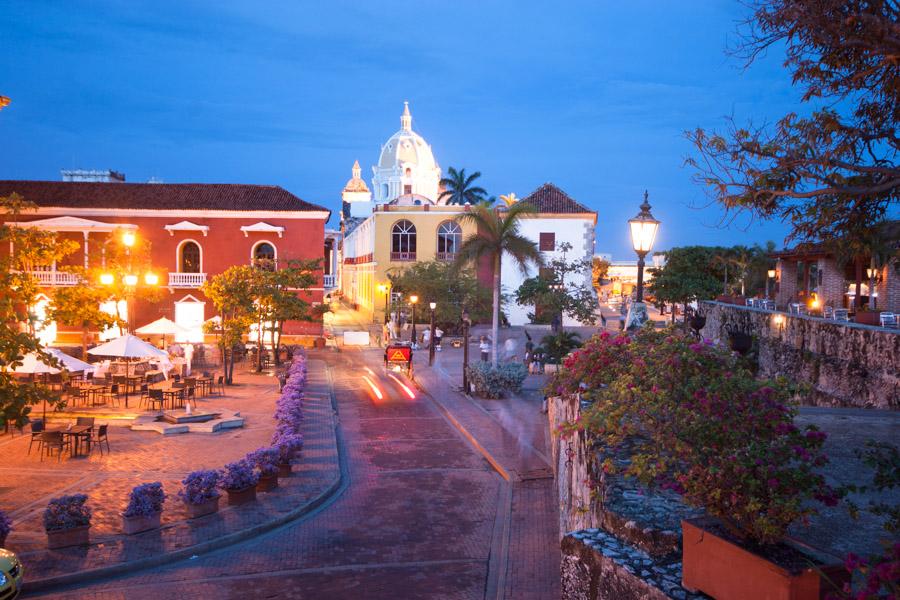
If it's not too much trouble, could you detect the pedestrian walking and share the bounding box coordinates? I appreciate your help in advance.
[503,337,517,362]
[524,330,534,367]
[421,327,431,350]
[434,326,443,352]
[479,336,490,362]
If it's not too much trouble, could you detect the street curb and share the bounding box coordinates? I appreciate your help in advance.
[24,369,348,595]
[412,375,514,483]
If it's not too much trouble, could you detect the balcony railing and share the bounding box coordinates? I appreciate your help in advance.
[390,252,416,262]
[435,252,458,262]
[29,270,81,286]
[168,272,207,288]
[323,274,337,289]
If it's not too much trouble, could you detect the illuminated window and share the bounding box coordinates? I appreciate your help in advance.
[179,241,201,273]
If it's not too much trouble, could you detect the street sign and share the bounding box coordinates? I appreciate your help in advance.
[386,346,411,362]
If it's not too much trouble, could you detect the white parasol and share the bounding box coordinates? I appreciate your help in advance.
[45,348,95,373]
[135,317,189,349]
[11,352,61,375]
[88,335,169,406]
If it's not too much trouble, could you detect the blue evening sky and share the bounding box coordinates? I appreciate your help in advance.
[0,1,799,258]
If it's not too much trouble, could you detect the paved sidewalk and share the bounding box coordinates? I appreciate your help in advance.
[1,360,341,592]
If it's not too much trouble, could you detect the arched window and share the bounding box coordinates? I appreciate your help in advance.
[179,241,201,273]
[437,221,462,260]
[253,242,276,270]
[391,220,416,261]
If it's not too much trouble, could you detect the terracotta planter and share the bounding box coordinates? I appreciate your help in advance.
[256,473,279,492]
[226,486,257,506]
[854,311,881,326]
[185,496,220,519]
[122,511,161,535]
[681,519,845,600]
[277,462,292,478]
[46,525,90,549]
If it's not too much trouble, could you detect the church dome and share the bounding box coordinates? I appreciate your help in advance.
[343,160,369,193]
[377,102,439,173]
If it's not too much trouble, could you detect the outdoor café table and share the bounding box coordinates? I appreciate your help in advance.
[162,388,184,410]
[49,425,92,457]
[196,376,213,397]
[125,375,143,394]
[85,384,109,406]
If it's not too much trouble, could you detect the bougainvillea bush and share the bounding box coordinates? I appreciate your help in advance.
[123,482,166,517]
[43,494,92,531]
[272,432,304,463]
[558,327,838,545]
[220,459,259,491]
[178,470,221,505]
[247,446,281,477]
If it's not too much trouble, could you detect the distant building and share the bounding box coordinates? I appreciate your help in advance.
[61,169,125,183]
[0,177,330,346]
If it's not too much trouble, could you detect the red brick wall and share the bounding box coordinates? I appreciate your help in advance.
[775,259,797,307]
[876,261,899,312]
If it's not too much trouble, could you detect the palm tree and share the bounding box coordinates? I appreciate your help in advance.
[439,167,487,205]
[455,201,542,365]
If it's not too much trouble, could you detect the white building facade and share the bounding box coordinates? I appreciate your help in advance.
[503,184,597,327]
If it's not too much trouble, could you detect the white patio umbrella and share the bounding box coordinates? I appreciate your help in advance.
[11,352,61,375]
[45,348,95,373]
[11,349,93,420]
[88,334,169,407]
[135,317,189,348]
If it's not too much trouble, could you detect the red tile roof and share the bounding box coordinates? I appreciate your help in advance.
[521,183,593,214]
[0,181,329,214]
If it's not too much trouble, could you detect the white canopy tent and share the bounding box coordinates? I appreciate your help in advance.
[135,317,189,349]
[88,335,171,407]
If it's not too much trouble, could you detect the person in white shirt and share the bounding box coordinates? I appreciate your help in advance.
[434,327,444,351]
[479,336,490,362]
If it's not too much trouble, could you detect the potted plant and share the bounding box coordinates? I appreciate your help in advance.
[44,494,91,549]
[272,433,304,477]
[0,509,11,548]
[221,459,259,505]
[247,447,280,492]
[178,470,221,519]
[122,482,166,535]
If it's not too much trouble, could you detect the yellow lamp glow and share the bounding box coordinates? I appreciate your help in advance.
[100,273,114,285]
[773,314,785,326]
[628,192,660,255]
[144,273,158,285]
[377,283,388,294]
[429,302,436,310]
[124,274,138,286]
[122,231,136,247]
[809,296,820,310]
[767,269,776,279]
[410,295,418,304]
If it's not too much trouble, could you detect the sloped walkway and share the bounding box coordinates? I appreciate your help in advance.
[0,361,341,592]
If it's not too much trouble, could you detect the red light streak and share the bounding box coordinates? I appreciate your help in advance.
[362,375,384,400]
[387,373,416,399]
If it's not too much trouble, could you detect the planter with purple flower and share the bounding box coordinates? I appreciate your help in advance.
[272,433,304,476]
[44,494,92,549]
[221,459,259,505]
[122,482,166,535]
[0,509,11,548]
[248,447,281,492]
[179,469,222,519]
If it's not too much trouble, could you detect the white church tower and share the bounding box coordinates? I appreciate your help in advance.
[372,102,442,203]
[341,159,373,218]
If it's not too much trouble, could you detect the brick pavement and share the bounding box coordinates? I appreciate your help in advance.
[0,360,340,591]
[30,349,512,599]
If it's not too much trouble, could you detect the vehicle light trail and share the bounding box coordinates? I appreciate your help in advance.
[387,373,416,399]
[361,375,384,400]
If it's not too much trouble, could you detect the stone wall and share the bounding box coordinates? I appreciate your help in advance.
[701,301,899,409]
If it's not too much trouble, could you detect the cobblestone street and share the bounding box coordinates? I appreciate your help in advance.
[22,344,560,599]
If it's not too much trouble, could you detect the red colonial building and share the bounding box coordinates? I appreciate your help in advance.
[0,177,330,347]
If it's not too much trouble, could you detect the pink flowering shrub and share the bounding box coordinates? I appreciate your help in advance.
[560,328,838,545]
[828,545,900,600]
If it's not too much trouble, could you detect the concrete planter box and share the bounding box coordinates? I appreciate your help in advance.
[681,519,845,600]
[256,474,279,492]
[226,486,257,506]
[122,511,161,535]
[46,525,90,549]
[185,496,220,519]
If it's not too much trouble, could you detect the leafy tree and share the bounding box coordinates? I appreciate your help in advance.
[538,331,582,365]
[455,202,543,365]
[438,167,487,205]
[647,246,724,322]
[201,266,257,384]
[386,260,492,331]
[49,283,117,359]
[0,194,74,428]
[686,0,899,252]
[256,259,320,367]
[514,243,597,327]
[592,257,610,287]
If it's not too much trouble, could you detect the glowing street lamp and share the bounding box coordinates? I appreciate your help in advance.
[625,191,660,330]
[100,273,115,285]
[124,274,138,286]
[766,268,776,299]
[144,272,159,286]
[428,302,437,366]
[409,295,419,345]
[122,231,136,247]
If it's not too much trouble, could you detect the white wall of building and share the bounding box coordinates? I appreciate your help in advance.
[504,216,596,327]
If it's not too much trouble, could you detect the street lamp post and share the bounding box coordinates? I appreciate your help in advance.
[625,191,660,330]
[461,308,471,394]
[766,269,776,300]
[409,295,418,346]
[377,283,390,324]
[428,302,436,366]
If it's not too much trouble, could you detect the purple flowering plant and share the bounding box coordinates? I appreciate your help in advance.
[123,482,166,518]
[0,509,11,538]
[247,447,281,477]
[43,494,92,531]
[220,459,259,491]
[272,432,304,463]
[559,328,837,545]
[178,469,222,505]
